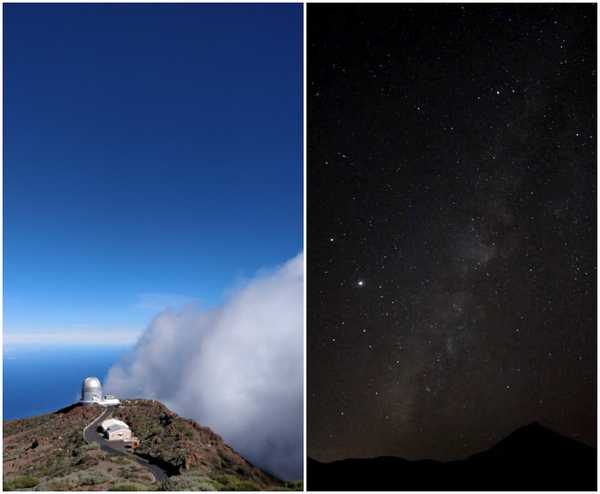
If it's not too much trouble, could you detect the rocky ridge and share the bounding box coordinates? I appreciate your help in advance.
[4,399,300,491]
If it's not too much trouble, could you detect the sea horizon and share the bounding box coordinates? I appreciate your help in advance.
[3,344,132,420]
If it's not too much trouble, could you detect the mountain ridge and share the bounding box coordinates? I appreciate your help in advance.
[4,399,301,491]
[308,422,596,491]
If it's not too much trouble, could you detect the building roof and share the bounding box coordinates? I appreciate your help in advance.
[101,418,130,432]
[106,424,129,433]
[83,377,102,390]
[102,397,121,405]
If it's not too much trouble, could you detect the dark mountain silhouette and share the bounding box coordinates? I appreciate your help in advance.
[308,422,597,491]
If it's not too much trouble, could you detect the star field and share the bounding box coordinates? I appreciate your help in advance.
[308,4,596,462]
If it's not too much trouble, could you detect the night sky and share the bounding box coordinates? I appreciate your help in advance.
[308,4,596,463]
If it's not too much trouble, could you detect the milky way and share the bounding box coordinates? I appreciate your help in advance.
[308,4,596,462]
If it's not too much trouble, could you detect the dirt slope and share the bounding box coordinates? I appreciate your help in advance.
[4,400,299,491]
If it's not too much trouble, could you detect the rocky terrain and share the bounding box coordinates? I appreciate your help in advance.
[4,400,301,491]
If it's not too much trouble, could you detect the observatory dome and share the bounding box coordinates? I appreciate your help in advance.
[81,376,103,403]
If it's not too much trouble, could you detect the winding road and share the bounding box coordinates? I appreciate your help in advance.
[83,406,169,482]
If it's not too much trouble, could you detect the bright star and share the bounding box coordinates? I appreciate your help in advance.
[357,280,365,287]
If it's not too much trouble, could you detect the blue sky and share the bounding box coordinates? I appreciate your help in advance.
[4,4,303,343]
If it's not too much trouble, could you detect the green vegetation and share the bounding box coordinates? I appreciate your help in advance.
[212,474,262,491]
[159,473,220,491]
[281,480,303,491]
[108,482,149,491]
[38,479,71,491]
[4,399,282,491]
[3,475,40,490]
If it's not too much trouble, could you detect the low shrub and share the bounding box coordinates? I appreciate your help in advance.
[232,479,261,491]
[4,475,40,490]
[159,474,219,492]
[108,482,148,491]
[213,474,261,491]
[38,479,71,491]
[281,480,303,491]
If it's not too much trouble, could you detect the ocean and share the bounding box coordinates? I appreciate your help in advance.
[3,345,131,420]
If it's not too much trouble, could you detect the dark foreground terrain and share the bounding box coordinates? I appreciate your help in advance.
[308,423,596,491]
[4,399,301,491]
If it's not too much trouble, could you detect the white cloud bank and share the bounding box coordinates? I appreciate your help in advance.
[106,253,304,480]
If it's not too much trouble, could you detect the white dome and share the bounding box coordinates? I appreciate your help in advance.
[81,376,103,403]
[83,377,102,389]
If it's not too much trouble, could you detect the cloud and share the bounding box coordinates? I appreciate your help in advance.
[106,253,304,480]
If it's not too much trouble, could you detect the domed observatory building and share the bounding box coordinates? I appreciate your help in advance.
[80,376,120,406]
[81,377,103,404]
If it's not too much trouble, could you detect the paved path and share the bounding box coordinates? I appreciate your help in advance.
[83,406,169,482]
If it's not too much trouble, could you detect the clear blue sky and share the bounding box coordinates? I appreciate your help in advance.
[4,4,303,341]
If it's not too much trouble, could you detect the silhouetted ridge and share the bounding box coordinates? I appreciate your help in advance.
[469,421,593,463]
[495,421,559,445]
[308,424,596,491]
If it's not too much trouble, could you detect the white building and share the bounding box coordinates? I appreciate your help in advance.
[80,376,121,406]
[102,394,121,406]
[100,418,132,442]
